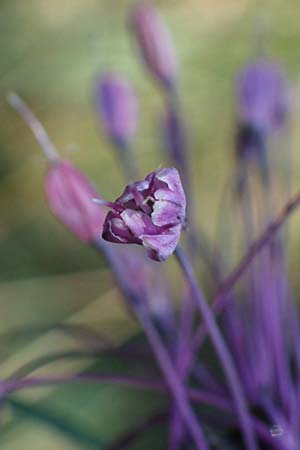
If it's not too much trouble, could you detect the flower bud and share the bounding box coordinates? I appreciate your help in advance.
[102,168,186,261]
[131,2,177,89]
[45,160,105,243]
[236,59,287,134]
[95,73,138,148]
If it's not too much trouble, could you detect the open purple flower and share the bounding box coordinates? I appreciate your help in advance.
[101,168,186,261]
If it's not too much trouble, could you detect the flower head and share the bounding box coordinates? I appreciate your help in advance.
[130,2,177,89]
[236,59,287,134]
[95,73,138,148]
[45,160,105,243]
[101,168,186,261]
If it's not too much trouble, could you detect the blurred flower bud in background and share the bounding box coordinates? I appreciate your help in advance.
[130,1,178,89]
[235,59,288,190]
[45,160,105,243]
[95,73,138,149]
[236,59,288,135]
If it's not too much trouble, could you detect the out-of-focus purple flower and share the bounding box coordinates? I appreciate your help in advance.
[101,168,186,261]
[236,59,288,134]
[45,160,105,243]
[130,2,177,89]
[95,73,138,148]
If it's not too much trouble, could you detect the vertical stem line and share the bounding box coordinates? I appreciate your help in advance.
[93,241,209,450]
[134,302,210,450]
[175,245,258,450]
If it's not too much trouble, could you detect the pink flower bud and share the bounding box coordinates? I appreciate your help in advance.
[45,160,105,243]
[102,168,186,261]
[95,73,138,148]
[131,2,177,89]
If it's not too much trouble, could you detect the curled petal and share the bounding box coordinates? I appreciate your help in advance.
[141,225,181,262]
[121,209,159,236]
[152,200,183,227]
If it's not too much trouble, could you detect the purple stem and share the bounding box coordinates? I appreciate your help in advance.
[134,303,210,450]
[115,141,139,182]
[194,189,300,349]
[94,245,209,449]
[175,246,258,450]
[1,372,280,448]
[3,374,164,396]
[2,372,232,414]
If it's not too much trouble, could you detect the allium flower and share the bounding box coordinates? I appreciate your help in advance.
[101,168,186,261]
[45,160,105,243]
[237,59,287,134]
[130,2,177,89]
[95,73,138,148]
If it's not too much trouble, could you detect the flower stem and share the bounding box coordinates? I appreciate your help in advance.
[7,92,60,162]
[134,302,210,450]
[175,245,258,450]
[194,189,300,348]
[93,242,209,449]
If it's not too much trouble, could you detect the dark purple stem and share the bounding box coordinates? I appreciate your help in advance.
[94,245,209,449]
[175,246,258,450]
[1,372,279,447]
[194,189,300,349]
[2,374,164,396]
[134,303,210,450]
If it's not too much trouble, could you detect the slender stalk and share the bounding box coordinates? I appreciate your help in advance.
[116,143,139,181]
[1,373,230,412]
[194,189,300,348]
[1,372,278,447]
[175,246,258,450]
[92,243,209,449]
[2,374,164,396]
[7,92,59,162]
[134,303,210,450]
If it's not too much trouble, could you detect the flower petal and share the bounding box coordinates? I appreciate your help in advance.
[141,225,181,261]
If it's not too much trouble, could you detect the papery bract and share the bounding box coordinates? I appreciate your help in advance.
[102,167,186,261]
[95,73,138,148]
[131,2,177,89]
[45,160,105,243]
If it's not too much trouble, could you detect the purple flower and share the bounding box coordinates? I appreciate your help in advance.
[101,168,186,261]
[237,59,287,134]
[130,2,177,89]
[95,73,138,148]
[45,160,105,243]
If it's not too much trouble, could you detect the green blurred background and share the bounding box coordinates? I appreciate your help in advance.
[1,0,300,448]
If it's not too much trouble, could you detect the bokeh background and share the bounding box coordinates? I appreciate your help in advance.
[1,0,300,448]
